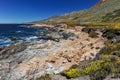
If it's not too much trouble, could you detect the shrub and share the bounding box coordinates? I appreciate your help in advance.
[36,74,51,80]
[63,52,120,79]
[90,69,109,80]
[100,42,120,54]
[115,23,120,29]
[102,9,120,23]
[89,31,99,38]
[102,29,117,39]
[81,28,98,38]
[66,68,79,78]
[63,68,85,78]
[112,51,120,57]
[63,41,120,79]
[62,20,76,27]
[81,28,96,33]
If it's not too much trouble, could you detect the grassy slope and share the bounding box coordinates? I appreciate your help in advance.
[32,0,120,24]
[102,9,120,23]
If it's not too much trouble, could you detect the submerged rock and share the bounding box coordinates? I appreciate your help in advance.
[9,37,21,41]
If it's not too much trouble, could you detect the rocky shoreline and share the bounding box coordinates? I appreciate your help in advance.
[0,25,105,80]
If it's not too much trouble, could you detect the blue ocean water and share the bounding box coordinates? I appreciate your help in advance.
[0,24,44,47]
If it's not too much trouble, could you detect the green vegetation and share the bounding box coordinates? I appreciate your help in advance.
[81,22,120,30]
[89,31,99,38]
[80,9,120,29]
[36,74,51,80]
[63,42,120,80]
[115,23,120,29]
[100,43,120,54]
[81,28,99,38]
[61,20,76,27]
[59,8,120,79]
[102,9,120,23]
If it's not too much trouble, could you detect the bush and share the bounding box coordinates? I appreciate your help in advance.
[64,68,85,78]
[102,29,118,39]
[112,51,120,57]
[36,74,51,80]
[62,20,76,27]
[100,42,120,54]
[63,46,120,79]
[63,42,120,80]
[115,23,120,29]
[81,28,98,38]
[89,31,99,38]
[81,28,96,33]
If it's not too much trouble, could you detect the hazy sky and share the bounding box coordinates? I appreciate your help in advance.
[0,0,99,23]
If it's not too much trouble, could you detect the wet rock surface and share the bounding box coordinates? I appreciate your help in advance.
[9,37,22,41]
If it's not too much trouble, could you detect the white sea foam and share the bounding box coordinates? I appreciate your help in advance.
[3,39,11,43]
[24,36,38,41]
[16,31,22,33]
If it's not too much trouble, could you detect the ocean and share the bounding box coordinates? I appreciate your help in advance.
[0,24,44,47]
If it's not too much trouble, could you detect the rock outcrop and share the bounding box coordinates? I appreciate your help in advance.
[36,27,76,42]
[0,26,105,80]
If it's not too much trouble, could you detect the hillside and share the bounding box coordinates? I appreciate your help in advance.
[31,0,120,24]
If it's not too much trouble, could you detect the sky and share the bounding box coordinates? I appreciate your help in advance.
[0,0,99,23]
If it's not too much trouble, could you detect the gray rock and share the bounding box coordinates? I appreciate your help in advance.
[36,27,76,42]
[0,42,29,60]
[53,67,63,74]
[112,36,120,43]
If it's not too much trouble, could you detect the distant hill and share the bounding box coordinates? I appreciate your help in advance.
[31,0,120,24]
